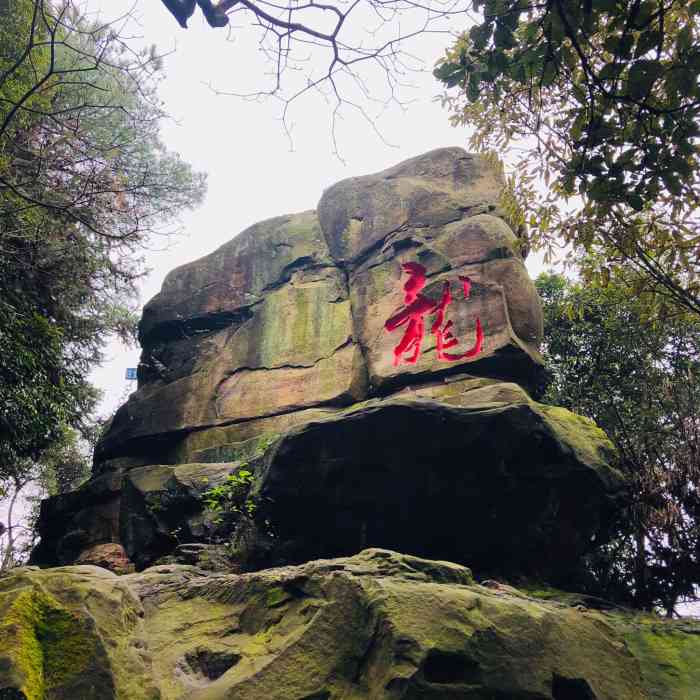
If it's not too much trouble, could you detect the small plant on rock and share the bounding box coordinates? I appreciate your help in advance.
[203,468,256,520]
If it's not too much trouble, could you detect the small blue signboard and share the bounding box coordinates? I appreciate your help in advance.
[125,368,138,381]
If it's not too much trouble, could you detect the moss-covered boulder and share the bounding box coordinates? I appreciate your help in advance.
[249,378,625,579]
[33,147,623,587]
[33,462,245,571]
[3,550,699,699]
[0,565,157,700]
[34,378,624,579]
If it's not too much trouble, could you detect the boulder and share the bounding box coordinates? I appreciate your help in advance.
[318,149,543,391]
[34,379,625,581]
[33,462,240,571]
[94,147,544,468]
[249,379,625,578]
[75,543,134,575]
[33,147,621,588]
[97,210,366,464]
[3,550,699,699]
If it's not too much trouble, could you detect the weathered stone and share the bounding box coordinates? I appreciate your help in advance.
[34,462,242,571]
[33,147,624,600]
[153,544,238,572]
[31,471,123,568]
[36,379,624,580]
[98,257,365,462]
[0,565,158,700]
[75,543,134,575]
[317,149,507,263]
[139,210,331,344]
[3,550,698,699]
[94,147,542,467]
[248,382,625,579]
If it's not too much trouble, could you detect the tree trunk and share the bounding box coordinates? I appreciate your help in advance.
[633,524,650,610]
[1,478,26,571]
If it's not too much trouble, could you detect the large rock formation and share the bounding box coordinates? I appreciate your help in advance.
[8,147,700,700]
[32,148,624,582]
[2,550,699,700]
[94,148,543,470]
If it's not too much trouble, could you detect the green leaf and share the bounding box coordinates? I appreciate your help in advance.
[627,193,644,211]
[469,22,494,51]
[593,0,617,12]
[627,59,664,98]
[599,62,621,80]
[494,23,516,49]
[542,61,557,86]
[561,45,577,70]
[434,62,465,88]
[661,171,682,195]
[665,67,696,99]
[635,30,661,58]
[676,26,693,53]
[603,36,621,55]
[631,0,655,29]
[570,112,587,141]
[467,74,480,101]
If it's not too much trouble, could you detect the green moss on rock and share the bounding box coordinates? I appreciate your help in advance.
[621,619,700,700]
[0,589,95,700]
[0,590,45,700]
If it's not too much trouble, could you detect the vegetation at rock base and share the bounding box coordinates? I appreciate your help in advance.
[436,0,700,318]
[537,272,700,616]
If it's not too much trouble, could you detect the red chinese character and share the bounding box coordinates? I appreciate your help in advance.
[385,263,483,366]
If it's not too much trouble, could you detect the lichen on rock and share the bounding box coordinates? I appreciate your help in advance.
[3,550,699,699]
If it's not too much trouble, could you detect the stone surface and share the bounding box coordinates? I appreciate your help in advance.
[153,544,238,572]
[33,462,240,571]
[3,550,699,699]
[96,211,365,464]
[318,151,543,391]
[249,380,625,578]
[75,543,134,575]
[34,147,620,592]
[34,379,625,580]
[94,147,543,468]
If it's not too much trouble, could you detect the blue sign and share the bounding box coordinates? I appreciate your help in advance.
[125,368,137,381]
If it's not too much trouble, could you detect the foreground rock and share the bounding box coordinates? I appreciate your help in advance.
[33,379,625,580]
[2,550,698,700]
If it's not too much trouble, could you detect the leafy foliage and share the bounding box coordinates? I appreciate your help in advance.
[0,425,91,570]
[0,1,206,479]
[203,469,257,519]
[436,0,700,317]
[537,272,700,615]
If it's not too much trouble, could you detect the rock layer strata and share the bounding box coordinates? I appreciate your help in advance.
[95,148,543,468]
[33,148,624,582]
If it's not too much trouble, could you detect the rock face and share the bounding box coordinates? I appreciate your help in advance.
[2,550,699,700]
[33,379,623,579]
[31,147,626,581]
[9,148,686,700]
[94,148,543,469]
